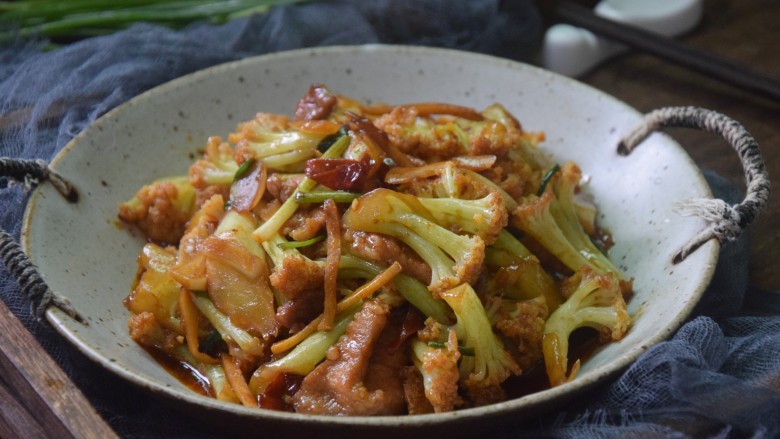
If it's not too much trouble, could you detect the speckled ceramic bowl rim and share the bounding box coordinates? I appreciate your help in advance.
[22,45,718,429]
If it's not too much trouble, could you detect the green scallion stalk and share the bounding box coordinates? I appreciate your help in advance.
[0,0,311,43]
[294,190,360,205]
[233,158,256,181]
[252,132,351,242]
[537,163,561,196]
[426,341,476,356]
[277,234,325,250]
[316,127,348,153]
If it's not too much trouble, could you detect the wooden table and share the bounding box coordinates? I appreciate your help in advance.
[579,0,780,295]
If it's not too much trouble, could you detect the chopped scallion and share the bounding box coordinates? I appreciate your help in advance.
[233,158,256,181]
[316,127,348,153]
[537,163,561,196]
[426,341,475,356]
[277,234,325,250]
[198,329,228,358]
[295,190,360,205]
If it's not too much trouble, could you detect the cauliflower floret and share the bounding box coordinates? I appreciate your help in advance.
[543,267,630,386]
[128,311,180,352]
[489,294,548,371]
[342,188,485,294]
[188,136,238,206]
[374,103,525,163]
[118,176,196,244]
[411,331,464,412]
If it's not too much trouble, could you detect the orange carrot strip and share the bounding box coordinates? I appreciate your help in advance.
[402,103,484,121]
[360,103,394,115]
[318,199,341,331]
[271,316,323,355]
[290,119,341,135]
[336,261,401,312]
[221,354,258,408]
[178,288,219,365]
[271,262,402,355]
[360,102,484,121]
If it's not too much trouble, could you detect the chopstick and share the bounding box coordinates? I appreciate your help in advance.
[0,300,119,439]
[552,0,780,103]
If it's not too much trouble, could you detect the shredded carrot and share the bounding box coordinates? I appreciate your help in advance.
[178,288,219,365]
[290,119,341,135]
[360,103,394,115]
[361,102,484,121]
[271,262,402,355]
[318,199,341,331]
[221,354,258,408]
[271,316,323,355]
[401,103,484,121]
[335,261,401,311]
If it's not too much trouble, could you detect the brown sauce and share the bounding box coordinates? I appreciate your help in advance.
[505,328,603,399]
[142,327,604,412]
[142,346,212,397]
[258,373,303,412]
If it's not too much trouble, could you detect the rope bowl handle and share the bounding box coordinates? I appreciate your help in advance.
[617,106,770,264]
[0,158,86,324]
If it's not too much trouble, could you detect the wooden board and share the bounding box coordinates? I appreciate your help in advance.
[0,299,119,439]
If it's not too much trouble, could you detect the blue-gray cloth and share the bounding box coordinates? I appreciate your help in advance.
[1,1,778,438]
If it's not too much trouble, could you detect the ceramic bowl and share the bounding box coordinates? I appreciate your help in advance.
[22,45,717,437]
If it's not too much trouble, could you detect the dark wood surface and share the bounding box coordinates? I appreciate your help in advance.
[579,0,780,294]
[0,299,119,439]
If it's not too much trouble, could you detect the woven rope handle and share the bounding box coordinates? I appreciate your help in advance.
[617,106,770,264]
[0,158,86,324]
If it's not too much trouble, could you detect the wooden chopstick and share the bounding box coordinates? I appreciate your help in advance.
[0,299,119,439]
[554,0,780,103]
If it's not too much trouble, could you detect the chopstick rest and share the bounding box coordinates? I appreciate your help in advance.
[618,106,770,264]
[0,157,86,324]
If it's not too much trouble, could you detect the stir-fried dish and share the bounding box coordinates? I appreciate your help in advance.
[118,84,632,415]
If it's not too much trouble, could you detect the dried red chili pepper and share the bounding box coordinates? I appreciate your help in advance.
[304,158,369,191]
[387,305,427,354]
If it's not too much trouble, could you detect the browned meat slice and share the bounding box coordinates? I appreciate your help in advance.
[401,366,434,415]
[269,253,323,299]
[344,229,432,284]
[127,312,179,352]
[275,288,324,334]
[266,173,304,202]
[294,83,337,121]
[363,308,408,415]
[293,298,392,415]
[117,179,193,245]
[282,206,326,242]
[270,252,324,332]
